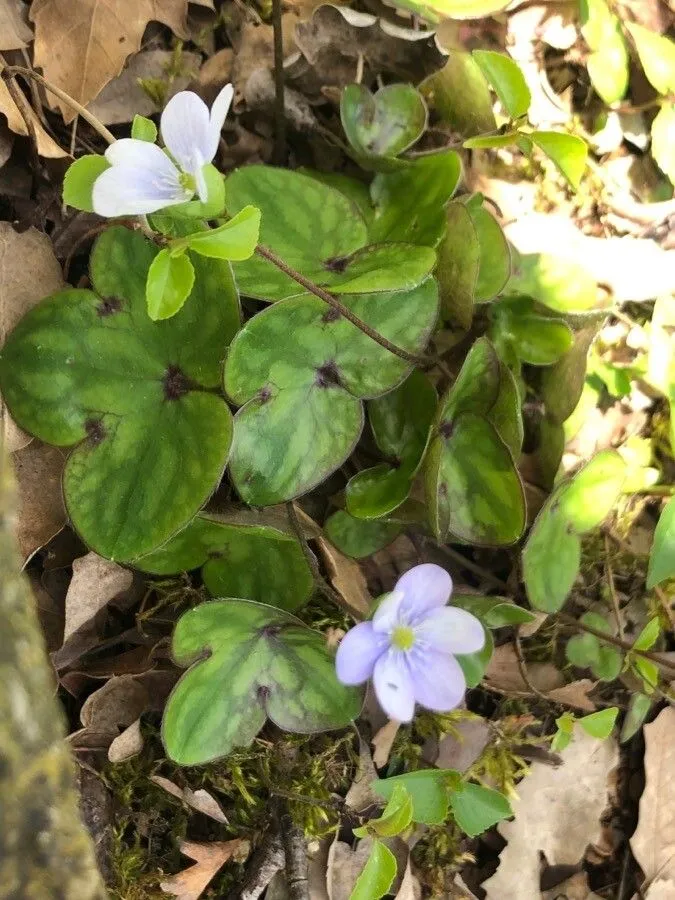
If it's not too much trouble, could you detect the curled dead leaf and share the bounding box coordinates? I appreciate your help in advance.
[107,717,144,763]
[150,775,228,823]
[316,536,371,618]
[160,839,249,900]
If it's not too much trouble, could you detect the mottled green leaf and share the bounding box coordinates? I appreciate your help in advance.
[541,324,600,423]
[0,227,234,561]
[341,83,427,159]
[369,370,437,464]
[492,296,573,365]
[325,510,402,559]
[163,600,363,765]
[452,594,537,627]
[136,515,314,611]
[131,114,157,142]
[373,769,460,825]
[578,707,618,739]
[580,0,629,103]
[523,484,580,612]
[558,449,626,532]
[449,782,512,836]
[529,131,588,191]
[63,154,110,212]
[146,248,195,321]
[179,206,261,260]
[369,151,462,247]
[467,201,511,301]
[472,50,531,119]
[420,53,496,137]
[436,201,480,328]
[346,465,414,520]
[647,496,675,588]
[349,841,397,900]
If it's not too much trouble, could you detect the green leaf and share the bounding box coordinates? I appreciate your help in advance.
[566,621,623,681]
[0,227,235,561]
[463,132,519,149]
[620,692,651,743]
[580,0,629,104]
[647,497,675,587]
[159,165,227,221]
[179,206,261,260]
[436,201,480,329]
[146,248,195,321]
[557,449,626,532]
[552,711,576,752]
[419,53,496,137]
[136,515,314,611]
[634,617,661,651]
[523,484,581,612]
[393,0,510,20]
[578,707,618,739]
[346,465,414,520]
[492,295,573,365]
[472,50,531,119]
[528,131,588,191]
[634,655,660,693]
[452,594,537,627]
[541,324,600,423]
[449,782,513,837]
[507,252,599,313]
[349,841,397,900]
[651,104,675,186]
[162,599,363,765]
[224,280,438,506]
[372,769,460,825]
[225,165,434,301]
[325,510,402,558]
[626,23,675,96]
[131,114,157,142]
[354,784,414,838]
[369,151,462,247]
[369,370,437,464]
[62,155,110,212]
[467,201,511,302]
[341,83,428,159]
[456,628,494,688]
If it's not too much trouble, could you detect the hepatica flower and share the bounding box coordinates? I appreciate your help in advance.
[92,84,234,217]
[336,564,484,722]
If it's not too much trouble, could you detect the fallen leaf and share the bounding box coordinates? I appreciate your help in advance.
[483,729,618,899]
[150,775,228,823]
[64,552,133,642]
[345,736,380,813]
[0,78,67,157]
[195,46,232,104]
[0,0,33,49]
[107,717,144,762]
[88,48,201,124]
[160,839,247,900]
[0,224,65,450]
[371,720,400,769]
[643,879,675,899]
[427,717,491,772]
[541,871,602,899]
[630,707,675,893]
[316,536,371,618]
[30,0,191,122]
[12,441,66,562]
[394,858,421,900]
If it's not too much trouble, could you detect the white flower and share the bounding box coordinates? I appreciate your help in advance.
[92,84,234,217]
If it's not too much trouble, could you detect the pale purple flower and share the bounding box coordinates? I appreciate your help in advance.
[92,84,234,217]
[336,564,484,723]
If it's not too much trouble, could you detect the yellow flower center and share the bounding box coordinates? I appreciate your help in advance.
[391,625,415,651]
[179,171,196,193]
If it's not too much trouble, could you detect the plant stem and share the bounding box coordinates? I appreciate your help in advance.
[0,64,115,145]
[558,613,675,675]
[256,243,428,366]
[271,0,286,165]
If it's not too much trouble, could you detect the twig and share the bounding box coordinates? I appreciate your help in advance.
[235,831,285,900]
[558,613,675,675]
[513,633,550,702]
[0,64,115,145]
[271,0,286,165]
[276,801,309,900]
[256,244,428,366]
[604,535,623,637]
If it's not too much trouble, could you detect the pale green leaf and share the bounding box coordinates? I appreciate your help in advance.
[472,50,531,119]
[146,248,195,321]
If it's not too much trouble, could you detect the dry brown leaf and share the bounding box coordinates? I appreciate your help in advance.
[429,717,491,772]
[484,645,596,711]
[64,552,133,642]
[371,719,400,768]
[316,537,371,618]
[30,0,190,122]
[0,224,65,450]
[0,78,67,156]
[630,707,675,893]
[88,48,200,124]
[0,0,33,49]
[107,717,144,763]
[394,859,421,900]
[541,871,602,899]
[345,736,379,814]
[195,47,233,104]
[483,730,618,899]
[150,775,228,823]
[160,839,247,900]
[12,440,66,562]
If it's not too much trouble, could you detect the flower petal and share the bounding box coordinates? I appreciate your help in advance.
[415,607,485,655]
[207,83,234,159]
[92,163,189,217]
[373,650,415,722]
[407,648,466,713]
[395,563,452,623]
[161,90,212,174]
[372,590,405,634]
[336,622,387,685]
[105,138,179,177]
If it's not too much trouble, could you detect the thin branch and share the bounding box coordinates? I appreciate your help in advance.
[513,633,550,702]
[278,802,309,900]
[604,534,623,637]
[558,613,675,675]
[0,64,115,145]
[235,831,285,900]
[256,243,428,366]
[271,0,286,165]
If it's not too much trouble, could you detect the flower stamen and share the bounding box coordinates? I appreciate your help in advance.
[391,625,415,651]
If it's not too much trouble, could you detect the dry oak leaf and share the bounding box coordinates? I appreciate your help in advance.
[1,223,65,450]
[0,0,33,49]
[160,839,248,900]
[30,0,191,122]
[483,729,618,899]
[13,441,66,562]
[630,707,675,895]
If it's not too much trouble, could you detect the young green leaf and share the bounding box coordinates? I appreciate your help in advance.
[557,449,626,532]
[449,782,513,836]
[353,784,413,838]
[325,510,402,559]
[528,131,588,191]
[163,600,363,765]
[349,841,397,900]
[131,114,158,142]
[621,692,651,743]
[634,655,660,693]
[341,83,428,159]
[506,251,599,314]
[146,248,195,321]
[552,712,576,752]
[464,132,519,149]
[578,707,619,740]
[62,154,110,212]
[456,628,494,688]
[451,594,537,628]
[372,769,461,825]
[634,618,661,652]
[179,206,261,260]
[647,496,675,588]
[580,0,629,104]
[626,23,675,96]
[472,50,531,119]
